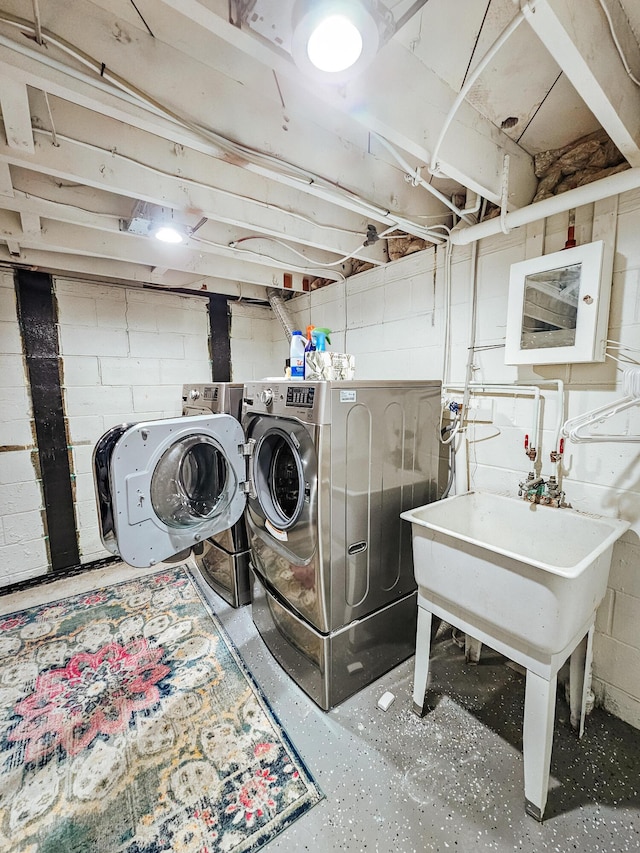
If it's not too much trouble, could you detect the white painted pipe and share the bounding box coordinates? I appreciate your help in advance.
[450,168,640,245]
[445,382,541,453]
[453,428,469,495]
[373,133,476,224]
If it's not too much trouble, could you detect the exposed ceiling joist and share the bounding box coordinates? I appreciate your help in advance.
[0,0,637,293]
[0,245,269,298]
[0,76,34,153]
[0,209,337,288]
[158,0,537,208]
[0,159,12,196]
[522,0,640,166]
[0,17,447,241]
[0,127,389,266]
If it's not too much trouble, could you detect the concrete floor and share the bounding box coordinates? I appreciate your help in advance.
[2,562,639,852]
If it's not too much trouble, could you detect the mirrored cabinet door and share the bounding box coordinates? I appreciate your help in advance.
[505,240,613,365]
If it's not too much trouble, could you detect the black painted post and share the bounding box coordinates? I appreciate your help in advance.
[15,270,80,571]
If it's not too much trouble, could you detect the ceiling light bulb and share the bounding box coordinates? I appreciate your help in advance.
[291,0,381,84]
[154,225,183,244]
[307,14,363,73]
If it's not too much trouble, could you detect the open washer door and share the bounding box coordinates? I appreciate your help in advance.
[96,413,246,567]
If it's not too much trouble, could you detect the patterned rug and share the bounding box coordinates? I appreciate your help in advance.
[0,566,323,852]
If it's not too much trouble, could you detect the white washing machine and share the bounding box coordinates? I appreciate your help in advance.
[92,378,441,710]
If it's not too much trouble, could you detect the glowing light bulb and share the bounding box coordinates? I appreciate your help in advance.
[154,225,183,244]
[307,14,363,73]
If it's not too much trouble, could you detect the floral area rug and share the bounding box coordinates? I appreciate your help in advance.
[0,566,323,852]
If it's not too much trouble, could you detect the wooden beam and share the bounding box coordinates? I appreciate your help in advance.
[0,160,13,196]
[0,78,34,153]
[0,212,340,288]
[0,36,445,240]
[20,212,41,236]
[522,0,640,166]
[0,242,268,297]
[0,127,387,265]
[158,0,537,206]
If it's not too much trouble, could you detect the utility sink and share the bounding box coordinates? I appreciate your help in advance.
[401,490,630,821]
[401,490,630,660]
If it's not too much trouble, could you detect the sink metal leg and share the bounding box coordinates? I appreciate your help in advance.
[569,623,595,737]
[523,669,557,822]
[412,607,432,717]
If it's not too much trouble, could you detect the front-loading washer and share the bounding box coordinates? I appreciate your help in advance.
[181,383,251,607]
[91,391,309,587]
[242,379,442,710]
[93,411,248,569]
[92,377,441,711]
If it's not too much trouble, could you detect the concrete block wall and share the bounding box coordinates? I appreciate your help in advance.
[0,270,48,586]
[55,278,212,565]
[280,189,640,730]
[285,250,444,380]
[230,301,286,381]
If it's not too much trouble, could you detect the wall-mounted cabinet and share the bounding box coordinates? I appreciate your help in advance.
[505,240,613,365]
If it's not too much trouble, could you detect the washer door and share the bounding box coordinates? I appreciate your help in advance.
[105,413,246,567]
[245,415,318,564]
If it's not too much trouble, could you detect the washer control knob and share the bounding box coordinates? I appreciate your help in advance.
[189,389,200,400]
[259,388,273,406]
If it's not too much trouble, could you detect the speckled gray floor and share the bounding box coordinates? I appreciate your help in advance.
[3,563,638,852]
[190,568,640,853]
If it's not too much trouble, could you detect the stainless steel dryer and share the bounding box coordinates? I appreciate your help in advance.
[243,379,441,710]
[182,383,251,607]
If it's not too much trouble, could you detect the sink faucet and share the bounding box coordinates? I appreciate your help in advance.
[518,472,567,508]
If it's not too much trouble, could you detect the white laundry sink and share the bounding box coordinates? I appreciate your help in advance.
[402,490,630,821]
[401,490,629,659]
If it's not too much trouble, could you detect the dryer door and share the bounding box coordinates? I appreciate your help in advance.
[104,413,246,567]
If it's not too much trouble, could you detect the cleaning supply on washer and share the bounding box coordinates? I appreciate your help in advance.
[311,328,332,352]
[304,325,316,352]
[303,325,315,378]
[290,331,305,380]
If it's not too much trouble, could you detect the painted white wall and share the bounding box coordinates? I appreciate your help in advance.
[273,189,640,731]
[0,276,212,584]
[0,270,48,586]
[230,301,284,381]
[56,279,212,566]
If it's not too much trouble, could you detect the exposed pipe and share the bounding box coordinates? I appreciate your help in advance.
[444,379,565,469]
[0,18,439,244]
[31,0,43,45]
[373,133,476,224]
[445,383,541,456]
[429,7,529,177]
[267,287,295,342]
[450,167,640,245]
[394,0,431,34]
[453,427,469,494]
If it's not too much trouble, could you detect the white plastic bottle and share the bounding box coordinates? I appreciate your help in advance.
[290,330,305,380]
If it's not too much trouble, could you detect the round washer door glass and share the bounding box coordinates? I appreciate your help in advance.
[254,429,304,530]
[151,435,234,528]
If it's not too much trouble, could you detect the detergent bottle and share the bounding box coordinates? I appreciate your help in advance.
[289,330,305,380]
